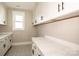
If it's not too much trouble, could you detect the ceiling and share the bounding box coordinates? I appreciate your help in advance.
[3,2,37,11]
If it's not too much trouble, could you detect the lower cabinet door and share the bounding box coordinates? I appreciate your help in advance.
[0,37,11,56]
[5,37,11,51]
[0,35,12,56]
[0,39,6,56]
[36,47,43,56]
[32,43,43,56]
[0,46,5,56]
[32,43,38,56]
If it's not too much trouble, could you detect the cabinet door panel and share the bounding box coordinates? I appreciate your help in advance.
[42,2,58,21]
[0,39,6,56]
[34,3,42,24]
[63,2,79,14]
[33,2,58,24]
[0,4,6,25]
[39,2,58,21]
[5,37,11,52]
[55,2,79,20]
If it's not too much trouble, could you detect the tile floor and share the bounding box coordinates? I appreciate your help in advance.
[5,44,32,56]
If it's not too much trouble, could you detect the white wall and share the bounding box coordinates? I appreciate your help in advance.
[36,16,79,45]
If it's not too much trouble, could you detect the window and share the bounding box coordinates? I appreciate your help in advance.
[12,11,25,30]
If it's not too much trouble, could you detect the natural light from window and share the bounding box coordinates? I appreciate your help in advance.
[12,10,25,30]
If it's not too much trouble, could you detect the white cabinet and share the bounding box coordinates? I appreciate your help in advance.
[32,43,37,56]
[0,3,7,25]
[63,2,79,13]
[39,2,58,22]
[33,2,79,25]
[55,2,79,19]
[33,3,43,24]
[33,2,58,25]
[0,39,5,56]
[5,36,12,52]
[32,43,43,56]
[0,34,12,56]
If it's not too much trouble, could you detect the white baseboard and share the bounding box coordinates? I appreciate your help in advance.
[12,41,32,46]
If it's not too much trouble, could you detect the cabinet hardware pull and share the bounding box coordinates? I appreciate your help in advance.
[3,21,5,24]
[62,2,64,10]
[32,22,33,24]
[58,4,60,12]
[3,44,6,48]
[32,50,34,55]
[38,55,41,56]
[41,16,43,20]
[35,20,37,23]
[10,40,11,42]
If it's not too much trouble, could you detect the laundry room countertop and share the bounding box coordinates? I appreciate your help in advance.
[0,32,13,39]
[32,37,79,56]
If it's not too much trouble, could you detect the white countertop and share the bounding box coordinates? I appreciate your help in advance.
[0,32,13,39]
[32,37,79,56]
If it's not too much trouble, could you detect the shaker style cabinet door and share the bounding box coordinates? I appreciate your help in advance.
[33,2,58,25]
[40,2,58,22]
[0,4,6,25]
[60,2,79,15]
[33,3,42,24]
[0,39,6,56]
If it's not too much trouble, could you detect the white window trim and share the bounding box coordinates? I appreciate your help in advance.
[12,10,25,31]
